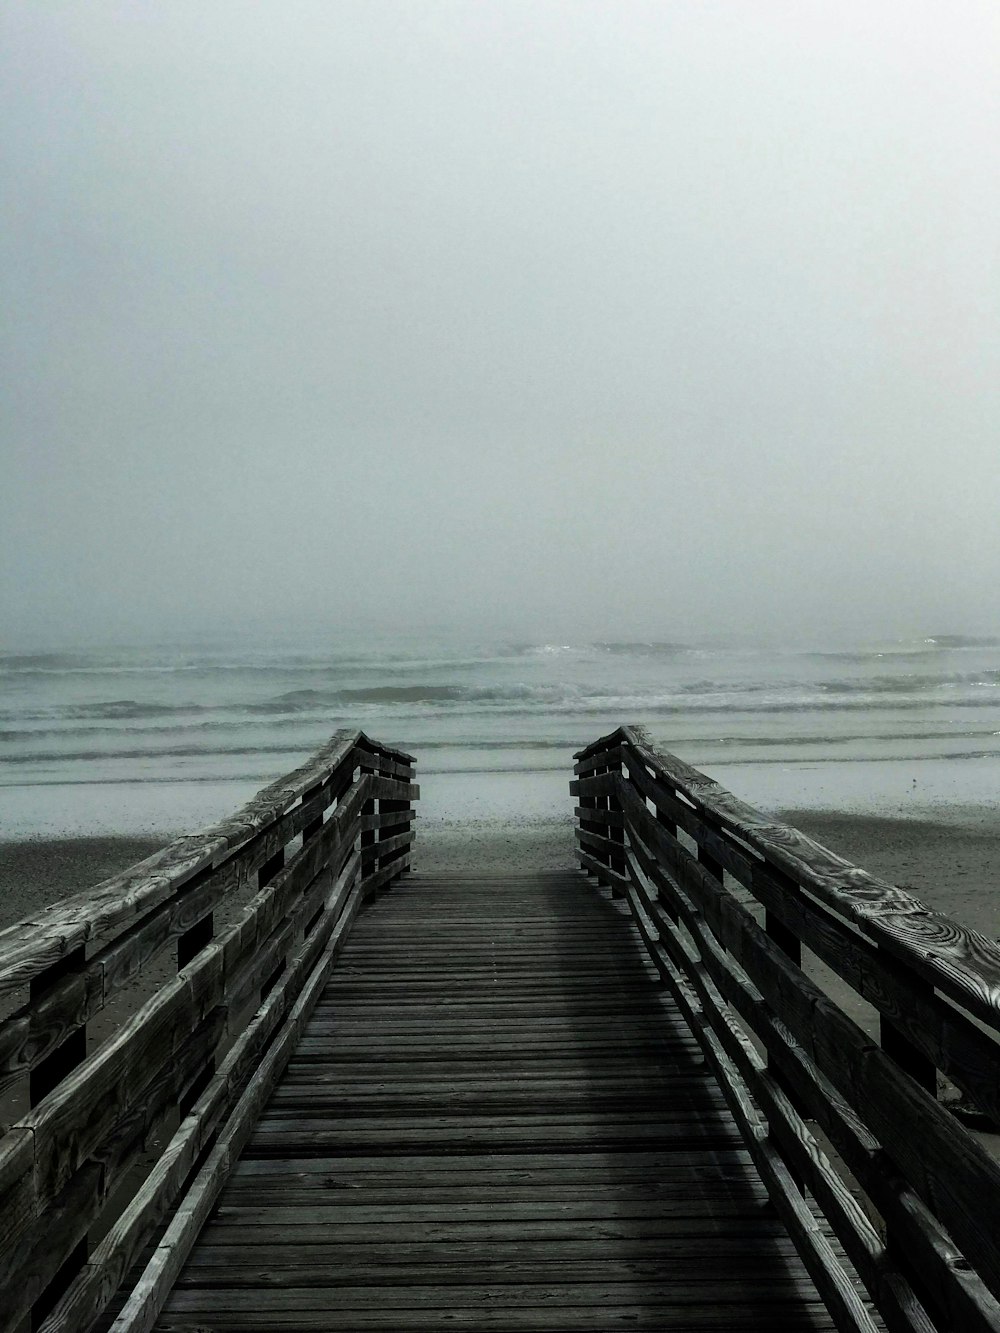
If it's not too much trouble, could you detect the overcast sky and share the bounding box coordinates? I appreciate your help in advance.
[2,2,998,645]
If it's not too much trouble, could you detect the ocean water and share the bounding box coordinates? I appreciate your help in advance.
[2,632,999,840]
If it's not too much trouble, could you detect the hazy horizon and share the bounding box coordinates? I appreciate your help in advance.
[3,3,998,648]
[3,617,998,658]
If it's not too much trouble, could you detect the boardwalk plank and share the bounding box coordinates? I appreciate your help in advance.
[154,869,852,1332]
[158,1310,838,1331]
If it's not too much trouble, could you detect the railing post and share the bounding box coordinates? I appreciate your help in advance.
[378,760,413,884]
[258,846,285,890]
[606,760,626,897]
[29,948,89,1330]
[696,843,723,884]
[374,752,392,879]
[574,738,627,889]
[758,862,808,1192]
[177,864,228,1119]
[878,969,942,1326]
[177,910,214,971]
[292,778,329,950]
[359,745,378,885]
[578,770,600,879]
[300,778,326,848]
[879,975,937,1094]
[765,907,801,969]
[654,801,679,923]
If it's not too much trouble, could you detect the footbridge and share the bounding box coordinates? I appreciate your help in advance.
[3,728,1000,1331]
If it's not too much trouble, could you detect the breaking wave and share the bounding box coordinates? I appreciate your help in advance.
[924,635,1000,649]
[5,667,1000,727]
[819,670,1000,695]
[5,633,1000,810]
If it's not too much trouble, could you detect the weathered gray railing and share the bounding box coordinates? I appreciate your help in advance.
[573,725,1000,1333]
[0,729,416,1333]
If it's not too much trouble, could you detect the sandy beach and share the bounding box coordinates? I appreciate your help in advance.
[2,805,998,937]
[775,806,1000,942]
[0,834,167,930]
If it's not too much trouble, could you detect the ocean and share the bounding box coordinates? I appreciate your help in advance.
[2,632,1000,841]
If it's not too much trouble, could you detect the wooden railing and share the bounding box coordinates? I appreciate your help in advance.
[573,725,1000,1333]
[0,729,416,1333]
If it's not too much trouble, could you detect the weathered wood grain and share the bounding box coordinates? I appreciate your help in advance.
[154,868,854,1333]
[40,856,363,1333]
[628,823,1000,1333]
[0,730,413,997]
[620,726,1000,1037]
[622,839,938,1333]
[640,797,1000,1302]
[617,772,1000,1121]
[0,730,417,1333]
[581,727,1000,1333]
[108,881,368,1333]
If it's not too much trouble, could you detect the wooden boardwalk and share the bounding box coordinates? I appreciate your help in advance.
[156,869,838,1331]
[7,727,1000,1333]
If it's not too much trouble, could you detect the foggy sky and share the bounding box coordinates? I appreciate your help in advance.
[3,2,999,646]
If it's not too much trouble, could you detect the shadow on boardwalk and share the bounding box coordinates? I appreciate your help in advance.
[153,867,838,1331]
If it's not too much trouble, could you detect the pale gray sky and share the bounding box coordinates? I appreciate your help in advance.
[2,2,998,644]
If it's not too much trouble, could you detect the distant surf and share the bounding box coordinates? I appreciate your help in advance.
[2,631,998,836]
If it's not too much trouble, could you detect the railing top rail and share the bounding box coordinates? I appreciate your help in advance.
[0,728,416,1333]
[572,725,1000,1331]
[0,728,413,994]
[573,726,629,763]
[594,723,1000,1033]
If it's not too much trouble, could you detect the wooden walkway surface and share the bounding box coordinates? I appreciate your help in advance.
[152,867,843,1331]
